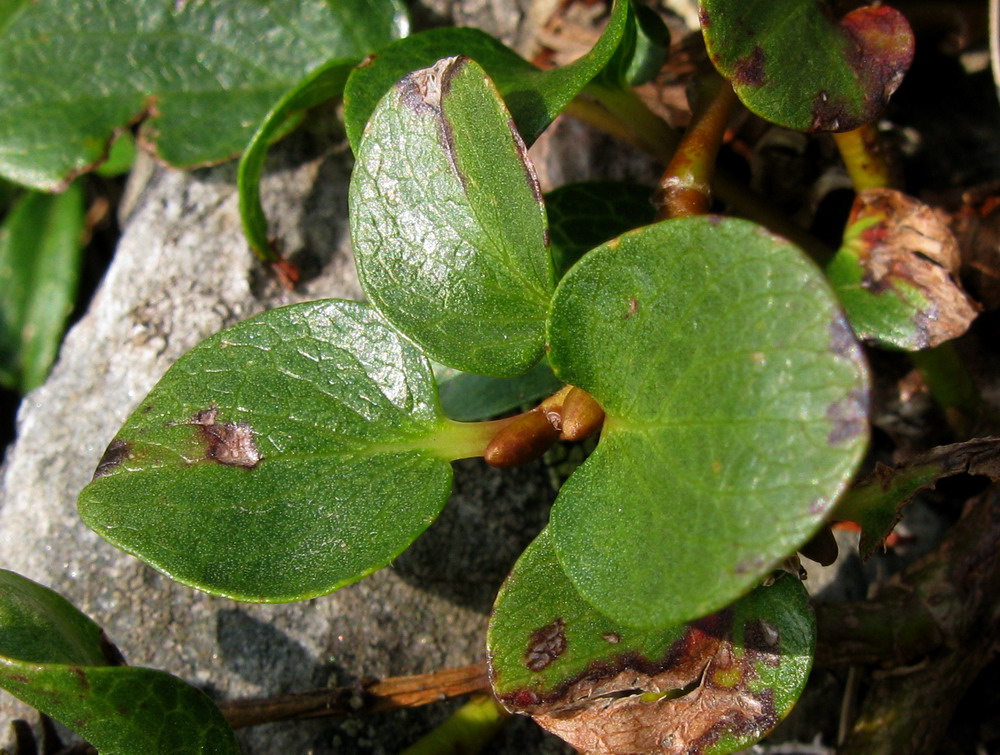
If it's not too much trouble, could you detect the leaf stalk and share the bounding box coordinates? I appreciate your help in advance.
[654,74,737,219]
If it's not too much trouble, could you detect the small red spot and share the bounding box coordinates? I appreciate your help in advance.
[511,689,540,707]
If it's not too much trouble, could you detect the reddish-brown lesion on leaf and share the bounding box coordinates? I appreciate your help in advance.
[189,407,263,470]
[805,6,914,132]
[498,608,788,754]
[839,6,914,114]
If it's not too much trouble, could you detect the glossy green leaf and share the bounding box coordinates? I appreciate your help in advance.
[0,185,85,393]
[78,300,490,602]
[826,189,977,351]
[701,0,914,132]
[238,59,354,262]
[350,56,554,378]
[488,531,813,755]
[343,0,632,152]
[435,361,563,422]
[547,216,870,628]
[0,0,407,190]
[545,181,655,279]
[622,2,671,86]
[0,570,111,667]
[0,569,238,755]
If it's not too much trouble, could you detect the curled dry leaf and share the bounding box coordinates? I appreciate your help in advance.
[840,188,978,349]
[837,436,1000,558]
[526,612,790,754]
[947,187,1000,310]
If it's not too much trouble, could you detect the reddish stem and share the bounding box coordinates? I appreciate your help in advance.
[654,75,738,219]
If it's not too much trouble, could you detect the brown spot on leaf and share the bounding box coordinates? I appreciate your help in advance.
[525,618,567,672]
[625,297,639,320]
[93,439,131,480]
[190,408,263,470]
[602,632,621,645]
[733,45,766,87]
[397,56,462,114]
[810,90,851,132]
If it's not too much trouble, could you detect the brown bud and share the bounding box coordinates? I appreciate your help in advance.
[559,387,605,441]
[484,410,560,468]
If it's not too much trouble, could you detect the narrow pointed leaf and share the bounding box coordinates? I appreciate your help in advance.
[547,217,870,628]
[350,57,553,378]
[343,0,632,152]
[238,59,354,262]
[0,185,85,392]
[0,0,407,190]
[701,0,914,132]
[78,300,474,602]
[0,570,238,754]
[488,531,814,755]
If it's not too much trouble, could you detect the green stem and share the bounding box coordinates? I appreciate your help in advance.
[401,694,511,755]
[435,416,520,461]
[571,83,679,162]
[833,125,894,191]
[654,74,737,219]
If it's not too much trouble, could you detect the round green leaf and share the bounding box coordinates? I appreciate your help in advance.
[701,1,914,132]
[343,0,632,152]
[0,0,407,190]
[78,300,469,602]
[547,217,870,628]
[0,570,238,755]
[350,56,554,378]
[488,531,814,755]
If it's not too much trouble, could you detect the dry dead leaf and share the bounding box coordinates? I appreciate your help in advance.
[848,188,978,348]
